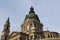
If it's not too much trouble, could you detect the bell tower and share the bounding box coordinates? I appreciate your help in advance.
[21,7,43,40]
[1,18,10,40]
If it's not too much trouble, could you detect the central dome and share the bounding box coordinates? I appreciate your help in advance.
[24,7,40,22]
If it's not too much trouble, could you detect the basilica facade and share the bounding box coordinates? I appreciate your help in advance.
[1,7,60,40]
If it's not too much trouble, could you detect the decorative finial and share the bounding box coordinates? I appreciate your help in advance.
[30,6,34,11]
[29,6,35,13]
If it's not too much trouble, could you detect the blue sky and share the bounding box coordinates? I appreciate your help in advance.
[0,0,60,38]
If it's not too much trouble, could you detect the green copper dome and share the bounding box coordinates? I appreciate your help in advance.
[24,7,40,22]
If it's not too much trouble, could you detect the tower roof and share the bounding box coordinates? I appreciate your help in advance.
[4,17,10,26]
[2,17,10,33]
[24,7,40,22]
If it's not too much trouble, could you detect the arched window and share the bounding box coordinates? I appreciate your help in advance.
[51,35,52,38]
[30,35,33,40]
[48,35,50,38]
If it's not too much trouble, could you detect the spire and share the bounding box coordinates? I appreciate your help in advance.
[4,17,10,26]
[6,17,9,23]
[1,17,10,40]
[3,17,10,31]
[29,6,35,13]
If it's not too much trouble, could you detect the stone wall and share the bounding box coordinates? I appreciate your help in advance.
[40,38,60,40]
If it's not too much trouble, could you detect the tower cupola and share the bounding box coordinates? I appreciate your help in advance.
[24,6,40,22]
[1,17,10,40]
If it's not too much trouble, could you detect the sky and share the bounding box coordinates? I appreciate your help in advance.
[0,0,60,38]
